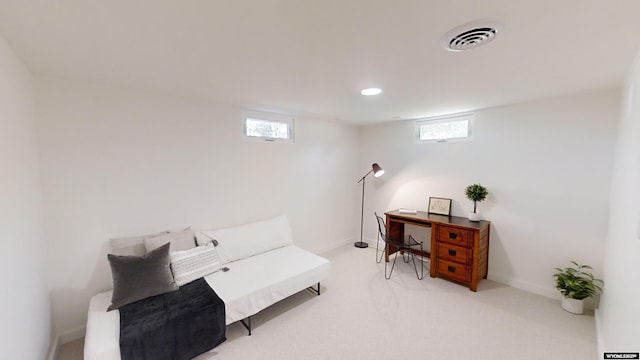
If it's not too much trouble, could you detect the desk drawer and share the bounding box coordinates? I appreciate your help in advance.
[437,226,473,247]
[436,259,471,283]
[437,243,471,264]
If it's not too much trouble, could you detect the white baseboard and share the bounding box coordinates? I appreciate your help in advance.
[59,325,85,343]
[343,244,581,308]
[314,237,357,255]
[488,272,558,299]
[488,273,603,310]
[46,325,86,360]
[354,236,380,249]
[595,308,604,357]
[46,335,60,360]
[312,235,384,255]
[328,242,601,311]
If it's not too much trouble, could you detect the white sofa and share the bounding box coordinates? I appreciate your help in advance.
[84,215,331,360]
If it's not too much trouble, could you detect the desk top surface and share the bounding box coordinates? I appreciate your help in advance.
[385,209,490,230]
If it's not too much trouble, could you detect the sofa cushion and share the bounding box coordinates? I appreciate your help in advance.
[196,214,293,264]
[204,245,331,324]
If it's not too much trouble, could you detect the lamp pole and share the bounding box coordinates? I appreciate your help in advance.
[355,163,384,248]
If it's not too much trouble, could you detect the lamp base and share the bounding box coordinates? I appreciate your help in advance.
[354,241,369,248]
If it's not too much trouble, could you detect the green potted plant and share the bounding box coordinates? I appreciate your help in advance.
[553,261,604,314]
[465,183,488,221]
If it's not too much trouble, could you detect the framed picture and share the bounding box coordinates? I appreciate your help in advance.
[428,197,452,216]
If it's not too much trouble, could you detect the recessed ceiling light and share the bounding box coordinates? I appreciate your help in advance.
[361,88,382,96]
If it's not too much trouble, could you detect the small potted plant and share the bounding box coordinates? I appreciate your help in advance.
[553,261,604,314]
[465,183,488,221]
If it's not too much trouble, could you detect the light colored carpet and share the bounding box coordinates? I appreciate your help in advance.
[58,243,596,360]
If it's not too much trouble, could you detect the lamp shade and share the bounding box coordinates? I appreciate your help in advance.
[372,163,384,177]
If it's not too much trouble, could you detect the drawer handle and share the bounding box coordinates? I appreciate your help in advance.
[448,249,457,256]
[447,265,456,273]
[448,232,458,239]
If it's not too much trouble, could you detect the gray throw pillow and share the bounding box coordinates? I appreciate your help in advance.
[107,242,178,311]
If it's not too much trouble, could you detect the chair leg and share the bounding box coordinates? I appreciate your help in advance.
[376,233,384,264]
[385,251,400,280]
[409,250,425,280]
[385,246,425,280]
[401,250,407,263]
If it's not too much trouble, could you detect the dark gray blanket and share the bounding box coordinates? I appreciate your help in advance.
[119,278,226,360]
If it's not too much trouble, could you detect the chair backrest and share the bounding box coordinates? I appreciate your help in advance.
[375,213,406,247]
[374,212,387,241]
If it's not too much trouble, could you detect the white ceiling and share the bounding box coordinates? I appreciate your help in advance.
[1,0,640,124]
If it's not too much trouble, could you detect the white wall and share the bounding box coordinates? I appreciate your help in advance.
[0,37,51,359]
[597,54,640,354]
[29,64,627,347]
[35,77,360,335]
[359,90,619,298]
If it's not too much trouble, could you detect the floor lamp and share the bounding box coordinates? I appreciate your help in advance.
[355,163,384,248]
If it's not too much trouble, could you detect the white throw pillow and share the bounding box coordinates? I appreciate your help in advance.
[197,214,293,264]
[170,244,221,286]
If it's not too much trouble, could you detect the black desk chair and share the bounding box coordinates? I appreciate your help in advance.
[375,212,425,280]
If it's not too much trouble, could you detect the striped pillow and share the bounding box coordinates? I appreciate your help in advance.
[170,244,221,286]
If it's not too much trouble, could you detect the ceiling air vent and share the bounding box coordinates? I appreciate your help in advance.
[442,20,502,52]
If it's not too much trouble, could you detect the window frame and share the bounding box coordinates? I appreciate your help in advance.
[415,113,473,143]
[242,111,295,143]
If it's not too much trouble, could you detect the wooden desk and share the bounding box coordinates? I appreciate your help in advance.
[385,210,491,291]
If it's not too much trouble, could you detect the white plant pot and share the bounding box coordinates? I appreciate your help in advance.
[561,297,584,315]
[468,212,481,221]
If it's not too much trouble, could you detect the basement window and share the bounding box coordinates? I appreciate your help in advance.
[416,113,473,142]
[243,112,294,143]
